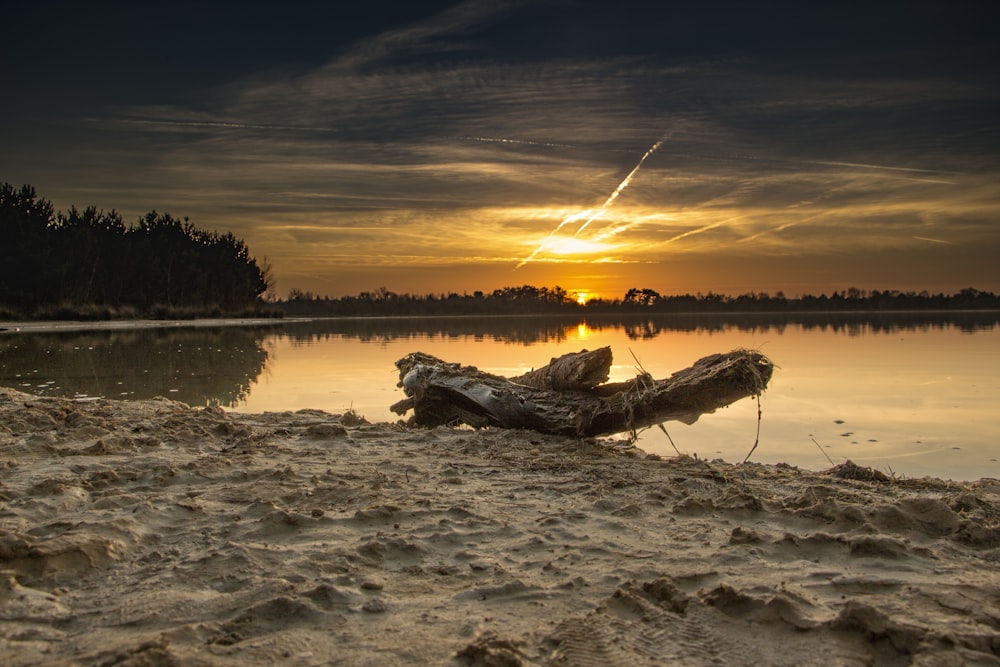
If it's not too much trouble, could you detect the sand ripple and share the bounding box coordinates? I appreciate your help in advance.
[1,387,999,665]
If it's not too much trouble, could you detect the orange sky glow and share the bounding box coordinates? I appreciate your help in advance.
[3,2,997,301]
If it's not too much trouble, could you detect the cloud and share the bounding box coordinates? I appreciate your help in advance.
[11,0,997,297]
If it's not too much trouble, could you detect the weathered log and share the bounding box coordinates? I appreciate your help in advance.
[509,347,612,390]
[390,348,774,437]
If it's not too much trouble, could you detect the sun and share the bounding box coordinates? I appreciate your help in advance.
[576,292,589,305]
[542,236,613,257]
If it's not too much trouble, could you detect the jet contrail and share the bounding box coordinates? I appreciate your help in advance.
[660,220,727,245]
[804,159,958,175]
[516,134,667,268]
[514,210,595,269]
[113,116,339,135]
[461,135,574,149]
[573,136,667,237]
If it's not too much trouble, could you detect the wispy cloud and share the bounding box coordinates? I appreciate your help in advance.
[23,0,998,297]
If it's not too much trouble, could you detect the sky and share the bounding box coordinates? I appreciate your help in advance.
[3,1,999,301]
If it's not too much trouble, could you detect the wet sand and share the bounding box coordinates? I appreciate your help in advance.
[1,387,998,665]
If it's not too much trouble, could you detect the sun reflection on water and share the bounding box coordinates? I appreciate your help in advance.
[3,317,997,481]
[233,319,1000,481]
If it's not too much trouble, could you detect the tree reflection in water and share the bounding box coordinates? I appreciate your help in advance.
[0,326,273,406]
[277,311,1000,345]
[1,311,996,408]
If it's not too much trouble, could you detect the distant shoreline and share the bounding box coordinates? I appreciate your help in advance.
[3,308,999,335]
[0,318,294,334]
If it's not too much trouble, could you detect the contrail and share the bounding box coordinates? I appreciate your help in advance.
[666,150,959,177]
[573,136,667,236]
[516,134,667,268]
[514,210,595,269]
[660,220,727,245]
[804,159,958,175]
[461,135,574,149]
[114,116,339,134]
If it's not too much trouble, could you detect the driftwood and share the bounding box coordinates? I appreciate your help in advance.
[509,346,612,390]
[390,347,774,438]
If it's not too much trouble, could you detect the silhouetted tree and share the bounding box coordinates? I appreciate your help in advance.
[623,288,662,307]
[0,183,271,316]
[0,183,55,308]
[51,205,128,304]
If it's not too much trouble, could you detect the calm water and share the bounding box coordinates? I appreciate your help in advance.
[2,313,998,481]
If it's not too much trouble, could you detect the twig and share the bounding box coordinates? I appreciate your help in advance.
[811,437,836,467]
[740,394,763,464]
[628,347,648,374]
[623,347,655,443]
[656,422,683,457]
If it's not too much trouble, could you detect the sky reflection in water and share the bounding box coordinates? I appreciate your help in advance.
[237,316,1000,482]
[1,316,997,481]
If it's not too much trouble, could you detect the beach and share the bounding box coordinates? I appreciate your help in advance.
[1,387,998,666]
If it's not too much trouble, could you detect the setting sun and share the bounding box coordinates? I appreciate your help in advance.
[576,292,589,305]
[541,236,615,258]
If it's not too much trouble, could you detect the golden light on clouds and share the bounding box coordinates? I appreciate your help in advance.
[7,0,997,301]
[236,162,1000,298]
[534,235,619,259]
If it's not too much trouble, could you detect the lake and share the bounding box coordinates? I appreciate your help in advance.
[2,312,998,481]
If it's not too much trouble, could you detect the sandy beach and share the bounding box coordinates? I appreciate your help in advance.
[1,387,999,666]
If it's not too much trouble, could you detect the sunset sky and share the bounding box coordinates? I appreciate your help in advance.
[3,1,998,301]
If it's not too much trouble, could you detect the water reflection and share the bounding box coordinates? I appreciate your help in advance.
[0,326,272,407]
[610,311,1000,338]
[280,315,581,345]
[2,313,997,406]
[278,310,1000,344]
[2,313,998,481]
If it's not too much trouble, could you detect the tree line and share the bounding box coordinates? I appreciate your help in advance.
[283,284,586,317]
[0,183,272,318]
[4,182,996,320]
[281,284,1000,317]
